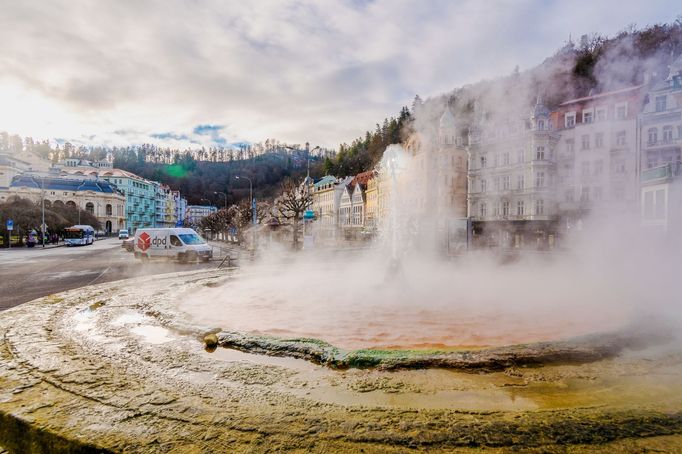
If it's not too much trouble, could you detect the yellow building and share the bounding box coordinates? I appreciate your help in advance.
[364,171,379,231]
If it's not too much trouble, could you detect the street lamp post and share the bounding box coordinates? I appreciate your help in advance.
[214,191,227,209]
[235,176,254,224]
[41,175,45,248]
[235,175,255,250]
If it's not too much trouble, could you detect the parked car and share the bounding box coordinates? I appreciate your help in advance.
[121,238,135,252]
[118,229,130,240]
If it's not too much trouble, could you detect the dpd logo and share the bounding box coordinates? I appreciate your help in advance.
[137,232,151,251]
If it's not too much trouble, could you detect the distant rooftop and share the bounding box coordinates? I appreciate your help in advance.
[559,85,644,106]
[10,174,122,195]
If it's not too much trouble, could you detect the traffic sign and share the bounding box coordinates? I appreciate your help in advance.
[6,219,13,231]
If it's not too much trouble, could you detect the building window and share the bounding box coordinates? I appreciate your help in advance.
[580,187,590,202]
[535,171,545,187]
[594,187,603,201]
[594,160,604,175]
[566,139,574,152]
[565,113,576,128]
[480,156,487,168]
[106,204,112,216]
[502,175,510,190]
[535,199,544,215]
[503,152,510,166]
[615,104,627,119]
[85,202,94,213]
[536,146,545,160]
[595,132,604,148]
[537,120,545,130]
[581,162,590,176]
[663,126,673,143]
[648,128,658,145]
[582,110,593,124]
[581,135,590,150]
[655,96,667,112]
[596,107,607,121]
[502,200,509,216]
[516,200,524,216]
[616,131,626,147]
[481,179,487,192]
[480,202,487,218]
[615,161,626,174]
[517,175,524,190]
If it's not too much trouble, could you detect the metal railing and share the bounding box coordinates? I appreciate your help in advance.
[641,161,682,182]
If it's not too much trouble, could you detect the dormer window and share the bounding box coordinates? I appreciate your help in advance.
[537,120,545,130]
[582,110,593,124]
[565,113,576,128]
[595,107,607,121]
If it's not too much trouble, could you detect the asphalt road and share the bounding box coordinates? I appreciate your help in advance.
[0,238,219,311]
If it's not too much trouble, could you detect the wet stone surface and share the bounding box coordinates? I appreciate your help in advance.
[1,269,682,452]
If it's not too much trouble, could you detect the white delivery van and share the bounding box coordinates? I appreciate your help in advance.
[118,229,129,239]
[133,228,212,262]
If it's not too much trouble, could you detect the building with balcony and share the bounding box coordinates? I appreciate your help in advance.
[551,85,644,226]
[640,55,682,178]
[338,171,374,240]
[640,161,682,231]
[61,163,166,232]
[467,97,560,249]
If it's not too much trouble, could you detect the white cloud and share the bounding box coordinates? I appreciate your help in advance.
[0,0,677,148]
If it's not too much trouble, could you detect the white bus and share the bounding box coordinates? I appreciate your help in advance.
[64,225,95,246]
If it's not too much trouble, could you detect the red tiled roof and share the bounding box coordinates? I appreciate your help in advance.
[351,170,376,189]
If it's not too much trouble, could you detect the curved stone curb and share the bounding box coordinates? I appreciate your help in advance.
[1,270,681,452]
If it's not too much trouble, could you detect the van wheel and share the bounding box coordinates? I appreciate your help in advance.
[187,252,198,263]
[178,253,187,264]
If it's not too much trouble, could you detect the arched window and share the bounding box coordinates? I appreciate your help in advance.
[106,204,112,216]
[66,201,77,209]
[648,128,658,145]
[43,200,52,209]
[86,202,94,214]
[53,200,65,208]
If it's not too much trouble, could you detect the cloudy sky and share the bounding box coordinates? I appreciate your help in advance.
[0,1,678,150]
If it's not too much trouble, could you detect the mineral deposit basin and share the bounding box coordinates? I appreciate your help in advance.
[178,261,630,350]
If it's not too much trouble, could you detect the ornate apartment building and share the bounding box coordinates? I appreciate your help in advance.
[467,98,560,249]
[639,55,682,231]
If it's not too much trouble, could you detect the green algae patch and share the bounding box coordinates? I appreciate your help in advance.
[215,328,663,371]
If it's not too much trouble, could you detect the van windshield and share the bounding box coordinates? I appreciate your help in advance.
[179,233,205,245]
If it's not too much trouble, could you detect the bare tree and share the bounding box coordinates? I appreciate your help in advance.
[275,178,312,247]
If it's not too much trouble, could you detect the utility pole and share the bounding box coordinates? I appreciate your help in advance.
[214,191,227,208]
[41,175,45,248]
[235,176,254,224]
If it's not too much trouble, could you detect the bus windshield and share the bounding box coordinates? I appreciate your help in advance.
[178,233,205,245]
[64,229,84,239]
